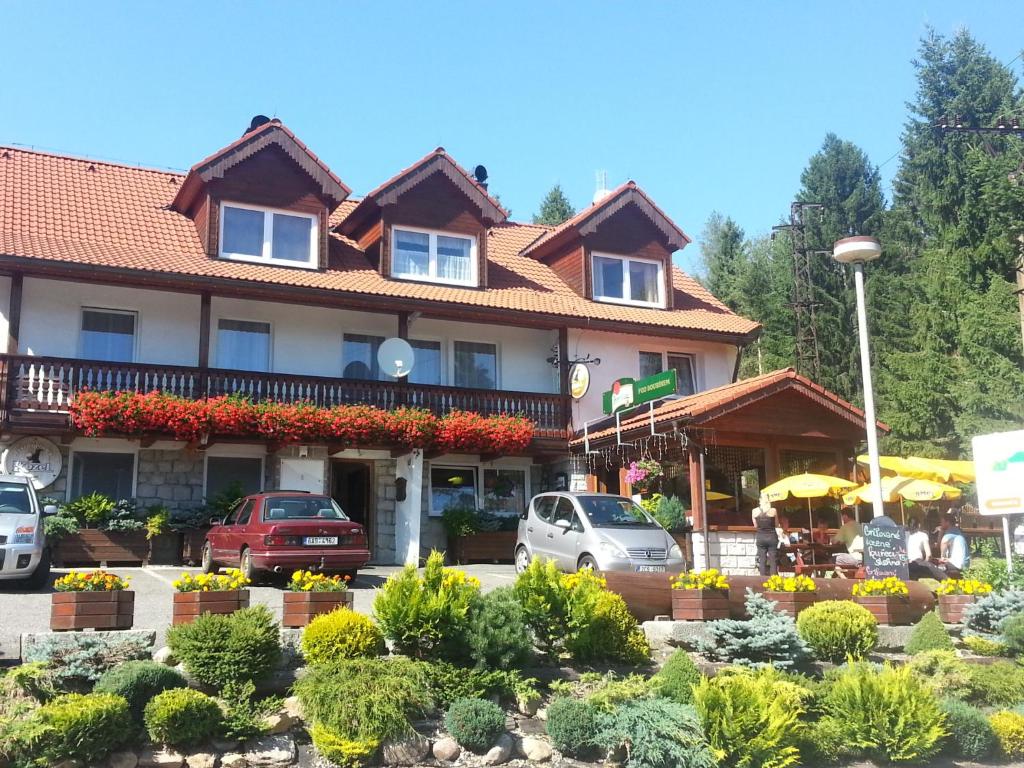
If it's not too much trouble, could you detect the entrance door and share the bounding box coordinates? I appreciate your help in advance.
[332,461,373,554]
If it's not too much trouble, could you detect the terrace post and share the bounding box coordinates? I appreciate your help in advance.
[198,291,211,398]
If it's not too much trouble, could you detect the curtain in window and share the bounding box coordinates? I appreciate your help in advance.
[667,354,696,395]
[593,255,624,299]
[271,213,313,262]
[639,351,663,379]
[393,230,429,276]
[437,235,472,282]
[222,206,265,257]
[454,341,497,389]
[629,261,660,303]
[483,468,526,516]
[409,340,442,385]
[80,310,136,362]
[217,320,271,372]
[343,334,383,380]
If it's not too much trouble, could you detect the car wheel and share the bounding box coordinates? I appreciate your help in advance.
[515,546,531,574]
[201,542,214,574]
[577,554,600,574]
[22,549,51,590]
[239,548,255,583]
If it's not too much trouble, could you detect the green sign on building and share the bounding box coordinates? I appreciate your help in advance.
[602,369,677,414]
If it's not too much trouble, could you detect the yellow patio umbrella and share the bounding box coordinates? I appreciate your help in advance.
[761,473,858,530]
[843,475,962,523]
[706,491,733,502]
[856,455,975,484]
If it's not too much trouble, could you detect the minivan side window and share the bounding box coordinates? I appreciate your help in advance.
[552,497,576,527]
[534,496,557,522]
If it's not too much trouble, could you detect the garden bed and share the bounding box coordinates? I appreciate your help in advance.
[447,531,516,564]
[54,530,150,567]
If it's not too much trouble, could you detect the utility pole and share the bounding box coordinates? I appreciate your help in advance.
[772,202,827,380]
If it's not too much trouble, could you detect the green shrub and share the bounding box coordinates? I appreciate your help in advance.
[513,557,572,655]
[467,587,533,670]
[1,692,129,766]
[697,590,810,670]
[308,722,378,768]
[24,634,151,689]
[963,633,1008,656]
[444,698,505,753]
[817,661,946,763]
[964,590,1024,634]
[419,661,534,709]
[1002,613,1024,656]
[219,681,281,742]
[301,608,384,665]
[796,600,878,662]
[651,495,686,533]
[906,650,972,700]
[144,688,221,747]
[1,663,58,716]
[652,650,702,704]
[966,660,1024,707]
[794,717,850,766]
[294,658,432,743]
[940,698,996,760]
[991,710,1024,759]
[372,551,479,661]
[545,696,601,758]
[565,583,650,666]
[693,667,805,768]
[904,611,954,654]
[92,660,186,725]
[595,699,715,768]
[585,674,653,713]
[166,605,281,690]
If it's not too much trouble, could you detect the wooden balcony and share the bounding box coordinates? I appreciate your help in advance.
[0,355,569,441]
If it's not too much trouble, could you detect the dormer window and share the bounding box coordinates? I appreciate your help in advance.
[392,226,477,287]
[592,252,665,308]
[219,202,318,269]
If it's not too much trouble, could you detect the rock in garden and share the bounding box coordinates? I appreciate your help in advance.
[52,760,82,768]
[517,737,552,763]
[380,732,430,766]
[152,646,176,666]
[105,751,139,768]
[211,739,241,753]
[244,735,296,768]
[431,737,461,763]
[220,754,247,768]
[137,748,184,768]
[516,695,540,717]
[482,734,514,766]
[262,712,298,735]
[184,751,217,768]
[535,707,548,721]
[281,696,303,720]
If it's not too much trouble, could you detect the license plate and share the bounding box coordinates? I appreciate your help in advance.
[635,565,666,573]
[303,536,338,546]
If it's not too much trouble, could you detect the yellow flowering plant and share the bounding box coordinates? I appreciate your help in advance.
[763,574,817,593]
[53,569,130,592]
[852,577,910,597]
[287,570,350,592]
[936,578,993,596]
[172,567,251,593]
[671,568,729,591]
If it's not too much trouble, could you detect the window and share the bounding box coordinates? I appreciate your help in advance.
[638,351,697,395]
[262,496,346,521]
[533,495,557,522]
[220,202,317,268]
[430,466,478,516]
[343,334,383,380]
[409,340,442,385]
[70,451,135,500]
[233,499,256,526]
[206,456,263,501]
[483,468,527,517]
[592,253,664,307]
[80,309,136,362]
[551,497,576,527]
[392,226,476,286]
[639,351,663,379]
[454,341,497,389]
[217,320,271,372]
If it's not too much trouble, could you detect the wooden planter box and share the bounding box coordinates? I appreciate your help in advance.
[855,595,914,625]
[448,531,516,564]
[56,530,149,567]
[671,588,730,621]
[147,532,181,565]
[938,594,977,624]
[172,589,250,625]
[282,591,354,628]
[764,591,817,618]
[180,529,210,565]
[51,591,134,631]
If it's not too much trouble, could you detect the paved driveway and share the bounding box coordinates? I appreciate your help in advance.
[0,563,518,662]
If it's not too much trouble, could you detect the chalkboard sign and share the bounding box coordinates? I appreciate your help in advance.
[863,517,910,580]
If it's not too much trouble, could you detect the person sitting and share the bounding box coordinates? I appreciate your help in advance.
[833,509,864,575]
[811,514,831,546]
[936,512,970,577]
[907,517,937,580]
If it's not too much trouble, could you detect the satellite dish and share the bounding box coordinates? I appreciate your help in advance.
[378,337,415,379]
[474,165,488,184]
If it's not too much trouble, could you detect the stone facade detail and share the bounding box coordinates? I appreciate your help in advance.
[692,530,759,576]
[373,459,397,564]
[135,449,206,512]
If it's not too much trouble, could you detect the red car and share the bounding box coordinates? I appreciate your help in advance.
[202,491,370,581]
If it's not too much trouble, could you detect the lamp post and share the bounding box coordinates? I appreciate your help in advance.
[833,236,886,520]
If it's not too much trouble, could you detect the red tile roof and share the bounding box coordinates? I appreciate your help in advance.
[573,368,887,446]
[0,144,760,341]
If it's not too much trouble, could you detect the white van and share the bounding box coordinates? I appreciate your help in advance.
[0,475,58,588]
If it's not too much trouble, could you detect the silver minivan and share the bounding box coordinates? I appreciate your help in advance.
[0,475,57,588]
[515,492,684,574]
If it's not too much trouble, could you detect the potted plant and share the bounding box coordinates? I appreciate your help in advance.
[936,578,993,624]
[852,576,912,625]
[624,459,663,496]
[171,568,251,625]
[144,506,180,565]
[53,494,149,567]
[282,570,353,627]
[50,569,134,631]
[670,569,730,620]
[443,507,517,564]
[762,574,817,617]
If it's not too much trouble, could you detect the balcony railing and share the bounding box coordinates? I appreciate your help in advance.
[0,355,569,439]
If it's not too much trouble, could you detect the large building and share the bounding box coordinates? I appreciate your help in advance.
[0,117,759,564]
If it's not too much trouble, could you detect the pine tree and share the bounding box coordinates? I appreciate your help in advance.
[533,184,576,226]
[700,212,747,309]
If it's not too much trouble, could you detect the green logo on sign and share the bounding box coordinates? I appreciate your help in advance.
[602,370,677,414]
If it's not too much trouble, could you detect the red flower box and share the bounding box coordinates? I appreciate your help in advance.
[51,591,134,631]
[855,595,913,625]
[282,591,354,628]
[172,589,250,625]
[764,591,817,618]
[672,588,730,621]
[938,594,976,624]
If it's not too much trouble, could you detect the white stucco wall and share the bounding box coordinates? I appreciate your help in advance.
[0,276,11,347]
[567,328,739,425]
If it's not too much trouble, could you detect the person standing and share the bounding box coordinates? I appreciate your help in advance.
[753,497,780,576]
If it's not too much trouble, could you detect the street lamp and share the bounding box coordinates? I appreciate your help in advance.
[833,236,886,520]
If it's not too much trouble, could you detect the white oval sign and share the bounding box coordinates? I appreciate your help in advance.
[569,362,591,399]
[2,436,63,490]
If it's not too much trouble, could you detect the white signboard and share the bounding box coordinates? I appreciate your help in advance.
[1,436,62,490]
[973,429,1024,516]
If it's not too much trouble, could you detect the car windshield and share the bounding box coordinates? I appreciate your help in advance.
[262,497,348,521]
[0,482,31,514]
[577,496,658,528]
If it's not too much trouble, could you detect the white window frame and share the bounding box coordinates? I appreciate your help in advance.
[637,350,698,394]
[78,307,139,363]
[591,251,666,308]
[390,224,479,287]
[451,339,500,390]
[427,458,532,517]
[219,200,319,269]
[214,317,273,372]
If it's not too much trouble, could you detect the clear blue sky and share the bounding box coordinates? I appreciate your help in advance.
[3,2,1022,273]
